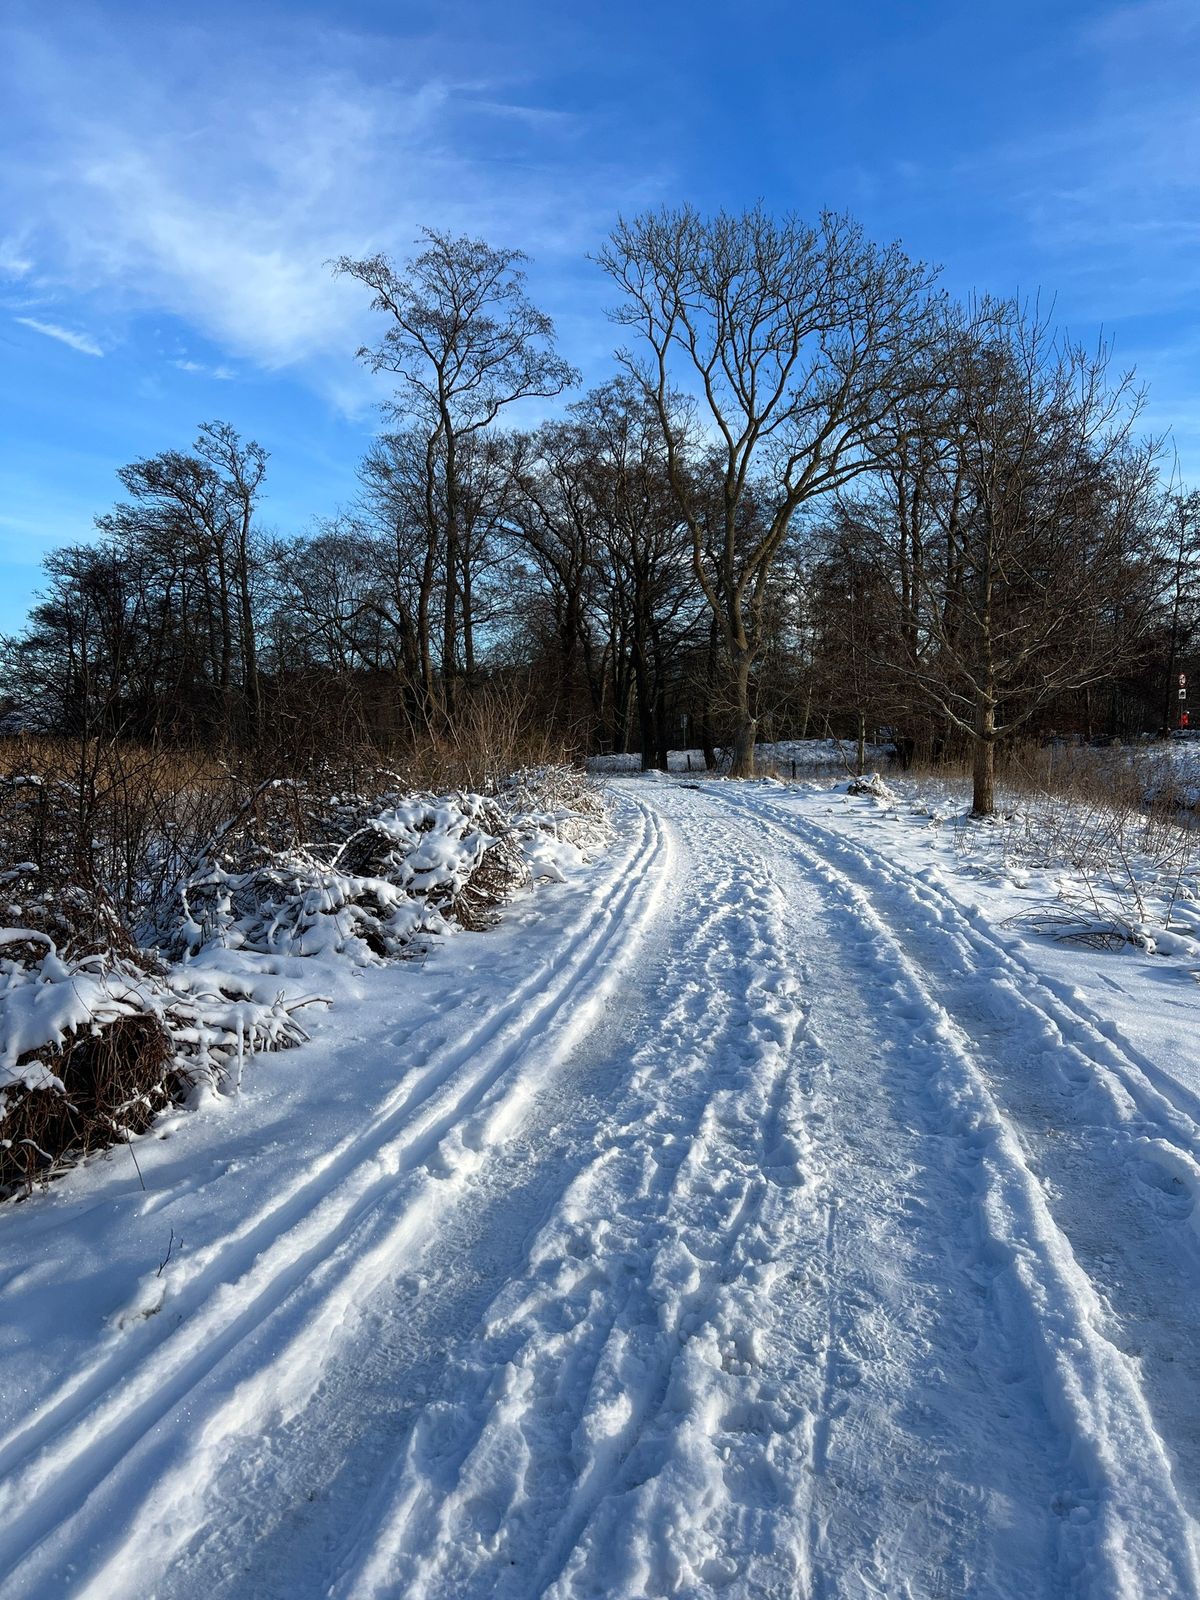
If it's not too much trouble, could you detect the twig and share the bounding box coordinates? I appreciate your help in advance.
[157,1226,179,1277]
[126,1136,146,1192]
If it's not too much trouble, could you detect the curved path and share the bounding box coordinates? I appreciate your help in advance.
[1,780,1198,1598]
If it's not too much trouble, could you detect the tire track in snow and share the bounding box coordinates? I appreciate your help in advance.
[329,794,820,1600]
[786,803,1200,1524]
[332,783,1081,1599]
[804,1197,838,1587]
[728,824,1063,1599]
[715,783,1200,1597]
[0,799,669,1599]
[801,802,1200,1166]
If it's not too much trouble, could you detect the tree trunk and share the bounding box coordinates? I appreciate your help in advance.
[857,710,866,776]
[653,676,670,772]
[416,528,438,721]
[700,615,720,769]
[971,521,997,816]
[633,644,661,772]
[442,426,460,724]
[1163,521,1186,732]
[236,514,260,744]
[728,651,757,778]
[461,560,476,683]
[972,697,997,816]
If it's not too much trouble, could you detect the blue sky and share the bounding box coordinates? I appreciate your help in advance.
[2,0,1198,632]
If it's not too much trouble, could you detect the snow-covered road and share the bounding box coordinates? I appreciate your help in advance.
[3,779,1200,1598]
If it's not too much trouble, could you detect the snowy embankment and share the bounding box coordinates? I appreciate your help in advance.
[1140,737,1200,808]
[2,774,1200,1597]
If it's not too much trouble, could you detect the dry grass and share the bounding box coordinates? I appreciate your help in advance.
[0,737,242,946]
[389,684,585,793]
[907,740,1200,951]
[1,683,583,936]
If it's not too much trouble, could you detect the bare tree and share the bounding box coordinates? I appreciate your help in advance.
[507,381,700,764]
[597,205,939,775]
[332,232,578,719]
[5,424,268,745]
[194,423,268,740]
[584,381,700,770]
[504,422,606,735]
[841,299,1165,813]
[808,511,889,773]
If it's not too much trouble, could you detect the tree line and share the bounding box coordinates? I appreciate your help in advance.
[4,208,1199,813]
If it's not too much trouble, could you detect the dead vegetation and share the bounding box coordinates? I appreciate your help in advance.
[913,741,1200,955]
[1,726,605,1199]
[0,1006,176,1196]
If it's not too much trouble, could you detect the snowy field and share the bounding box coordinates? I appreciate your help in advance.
[3,775,1200,1596]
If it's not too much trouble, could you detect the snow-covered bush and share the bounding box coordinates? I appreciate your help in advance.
[0,762,609,1195]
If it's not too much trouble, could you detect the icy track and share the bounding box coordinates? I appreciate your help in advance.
[2,779,1200,1598]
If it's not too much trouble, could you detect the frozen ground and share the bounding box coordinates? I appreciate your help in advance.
[3,776,1200,1597]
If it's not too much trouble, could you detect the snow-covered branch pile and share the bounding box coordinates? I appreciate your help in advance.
[1,765,610,1196]
[160,768,609,962]
[843,772,899,802]
[0,885,312,1196]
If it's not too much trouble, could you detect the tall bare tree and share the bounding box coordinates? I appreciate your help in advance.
[6,423,268,744]
[332,232,578,719]
[597,205,939,775]
[193,422,268,740]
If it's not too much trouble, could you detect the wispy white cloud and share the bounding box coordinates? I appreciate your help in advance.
[172,358,235,379]
[0,12,662,410]
[14,316,103,356]
[0,237,33,278]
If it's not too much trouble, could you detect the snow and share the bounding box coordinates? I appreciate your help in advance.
[588,737,895,775]
[1,779,605,1164]
[2,775,1200,1596]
